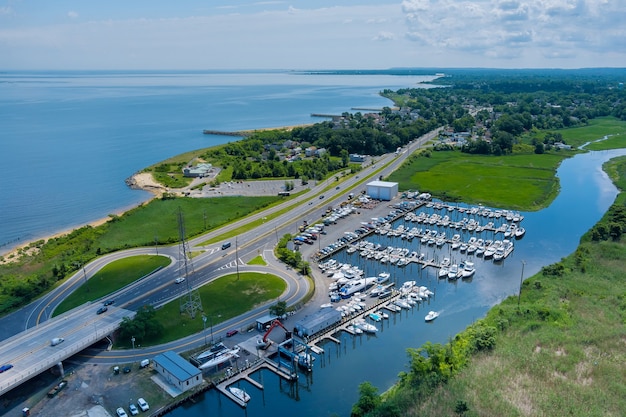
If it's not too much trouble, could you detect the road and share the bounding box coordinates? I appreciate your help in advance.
[0,129,439,371]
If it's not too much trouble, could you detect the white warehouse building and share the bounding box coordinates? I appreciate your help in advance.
[366,180,398,201]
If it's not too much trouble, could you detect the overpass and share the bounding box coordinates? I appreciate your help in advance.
[0,303,134,397]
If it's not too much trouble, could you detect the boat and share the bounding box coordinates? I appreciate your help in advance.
[297,352,315,371]
[228,386,251,403]
[373,310,389,319]
[354,319,378,333]
[394,298,411,309]
[514,226,526,238]
[368,312,382,322]
[460,261,476,278]
[447,264,460,280]
[425,311,439,322]
[376,272,391,283]
[199,346,241,369]
[438,265,449,279]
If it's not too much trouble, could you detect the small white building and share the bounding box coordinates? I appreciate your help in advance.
[366,180,398,201]
[153,351,203,394]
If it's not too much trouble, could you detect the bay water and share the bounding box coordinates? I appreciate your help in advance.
[0,70,435,254]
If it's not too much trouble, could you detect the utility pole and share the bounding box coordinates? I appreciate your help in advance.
[154,235,158,255]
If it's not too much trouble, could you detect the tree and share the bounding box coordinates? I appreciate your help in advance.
[350,382,381,417]
[269,301,288,319]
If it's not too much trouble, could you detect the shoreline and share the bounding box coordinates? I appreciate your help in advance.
[0,172,162,263]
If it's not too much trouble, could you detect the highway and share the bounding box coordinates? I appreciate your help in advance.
[0,128,440,396]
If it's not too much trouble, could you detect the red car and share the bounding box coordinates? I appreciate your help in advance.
[226,330,238,337]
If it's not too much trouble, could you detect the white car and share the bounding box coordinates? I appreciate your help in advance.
[116,408,128,417]
[128,404,139,416]
[174,277,185,284]
[137,398,149,412]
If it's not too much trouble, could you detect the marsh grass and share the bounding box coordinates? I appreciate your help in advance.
[559,117,626,148]
[389,151,562,210]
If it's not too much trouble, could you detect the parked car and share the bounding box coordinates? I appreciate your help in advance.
[0,364,13,373]
[226,329,238,337]
[174,277,185,284]
[116,407,128,417]
[128,403,139,416]
[137,398,149,412]
[123,366,131,374]
[96,306,108,315]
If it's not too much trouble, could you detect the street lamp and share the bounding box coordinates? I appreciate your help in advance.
[131,336,135,350]
[202,315,207,346]
[210,314,221,345]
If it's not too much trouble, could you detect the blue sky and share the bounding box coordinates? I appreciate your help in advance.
[1,0,624,70]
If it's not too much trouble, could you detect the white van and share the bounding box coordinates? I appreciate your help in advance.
[140,359,150,368]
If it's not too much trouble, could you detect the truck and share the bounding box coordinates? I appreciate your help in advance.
[50,337,65,346]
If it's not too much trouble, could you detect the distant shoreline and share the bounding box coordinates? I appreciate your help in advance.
[203,123,314,137]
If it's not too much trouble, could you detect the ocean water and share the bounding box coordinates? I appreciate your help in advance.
[0,70,436,254]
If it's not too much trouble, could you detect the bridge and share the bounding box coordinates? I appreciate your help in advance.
[0,303,133,397]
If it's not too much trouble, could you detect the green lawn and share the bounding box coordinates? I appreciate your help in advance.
[118,272,286,347]
[97,195,280,250]
[55,255,171,314]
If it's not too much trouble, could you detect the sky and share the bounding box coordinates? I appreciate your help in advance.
[0,0,624,70]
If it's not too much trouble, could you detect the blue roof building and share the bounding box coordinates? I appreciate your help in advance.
[153,351,203,394]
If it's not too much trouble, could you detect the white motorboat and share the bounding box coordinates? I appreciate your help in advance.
[376,272,391,283]
[438,265,449,279]
[514,227,526,238]
[447,264,460,280]
[354,319,378,333]
[394,299,411,309]
[400,280,416,292]
[228,386,251,403]
[460,261,476,278]
[425,311,439,322]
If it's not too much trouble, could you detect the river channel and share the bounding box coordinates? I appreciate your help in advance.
[166,147,626,417]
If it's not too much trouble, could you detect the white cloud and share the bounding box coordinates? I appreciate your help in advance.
[373,31,395,41]
[0,6,13,15]
[400,0,626,66]
[67,11,79,19]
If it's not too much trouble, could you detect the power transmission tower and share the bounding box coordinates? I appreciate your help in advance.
[177,207,202,318]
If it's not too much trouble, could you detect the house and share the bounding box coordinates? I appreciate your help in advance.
[183,163,212,178]
[152,351,203,394]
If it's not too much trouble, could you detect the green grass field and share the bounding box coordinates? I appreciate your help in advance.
[55,255,171,314]
[97,195,280,250]
[117,272,286,347]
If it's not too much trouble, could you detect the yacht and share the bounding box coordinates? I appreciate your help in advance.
[228,386,251,403]
[447,264,460,280]
[425,311,440,322]
[460,261,476,278]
